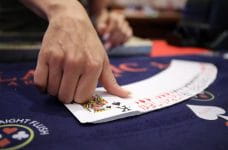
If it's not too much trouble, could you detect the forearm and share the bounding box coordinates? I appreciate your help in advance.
[19,0,88,21]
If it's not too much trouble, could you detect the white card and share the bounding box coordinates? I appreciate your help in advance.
[65,60,217,123]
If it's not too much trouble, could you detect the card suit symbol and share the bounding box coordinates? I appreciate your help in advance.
[12,131,29,141]
[139,100,146,103]
[187,105,227,120]
[0,138,10,148]
[3,127,18,135]
[117,105,131,112]
[112,102,120,106]
[106,106,111,109]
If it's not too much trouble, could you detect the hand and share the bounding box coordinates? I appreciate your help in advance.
[96,10,133,49]
[34,7,129,103]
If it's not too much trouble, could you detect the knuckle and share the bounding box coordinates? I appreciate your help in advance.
[51,52,64,62]
[40,48,52,58]
[65,56,82,68]
[86,60,102,71]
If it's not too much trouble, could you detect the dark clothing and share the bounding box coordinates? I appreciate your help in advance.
[0,0,91,50]
[0,0,90,32]
[0,0,47,32]
[169,0,228,50]
[183,0,228,31]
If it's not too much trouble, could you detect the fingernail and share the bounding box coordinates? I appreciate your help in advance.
[125,91,131,97]
[121,87,131,98]
[127,91,132,97]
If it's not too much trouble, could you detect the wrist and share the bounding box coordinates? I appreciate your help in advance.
[47,1,87,21]
[47,1,95,32]
[20,0,88,21]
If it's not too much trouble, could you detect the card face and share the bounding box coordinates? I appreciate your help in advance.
[65,60,217,123]
[65,95,140,123]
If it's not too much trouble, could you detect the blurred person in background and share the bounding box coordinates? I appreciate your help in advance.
[111,0,187,11]
[169,0,228,50]
[111,0,228,50]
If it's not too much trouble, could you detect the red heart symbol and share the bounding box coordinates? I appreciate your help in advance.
[3,127,18,134]
[225,121,228,127]
[0,138,10,148]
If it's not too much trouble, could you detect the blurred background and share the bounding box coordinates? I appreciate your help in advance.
[108,0,228,50]
[109,0,186,39]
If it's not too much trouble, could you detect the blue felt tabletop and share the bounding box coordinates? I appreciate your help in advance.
[0,55,227,150]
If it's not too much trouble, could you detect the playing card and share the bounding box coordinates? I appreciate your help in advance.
[66,95,140,123]
[65,60,217,123]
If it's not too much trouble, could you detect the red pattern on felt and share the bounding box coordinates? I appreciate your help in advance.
[151,40,209,57]
[225,122,228,127]
[3,128,18,135]
[0,138,10,148]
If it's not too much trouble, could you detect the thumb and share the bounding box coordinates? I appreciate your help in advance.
[100,57,130,98]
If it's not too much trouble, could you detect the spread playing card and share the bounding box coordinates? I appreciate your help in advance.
[65,60,217,123]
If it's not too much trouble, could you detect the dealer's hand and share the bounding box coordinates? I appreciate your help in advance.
[33,1,129,103]
[96,10,133,49]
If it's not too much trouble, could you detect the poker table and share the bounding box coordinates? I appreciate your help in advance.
[0,40,228,150]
